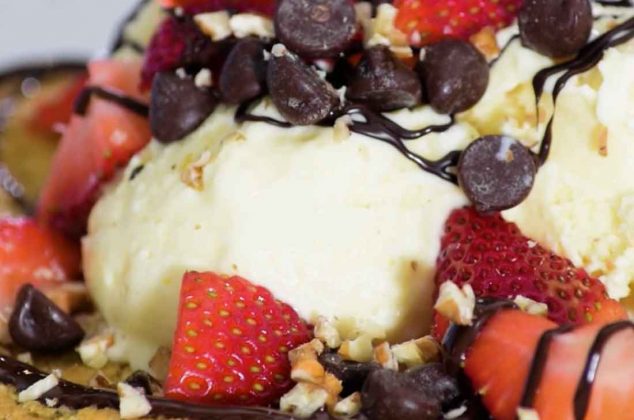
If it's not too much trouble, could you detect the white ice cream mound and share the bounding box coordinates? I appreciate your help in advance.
[84,9,634,369]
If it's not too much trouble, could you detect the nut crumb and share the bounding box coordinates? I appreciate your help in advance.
[280,383,329,418]
[18,371,60,402]
[181,150,213,191]
[194,11,231,41]
[194,69,213,88]
[373,342,398,370]
[434,281,476,326]
[333,392,362,418]
[230,14,274,39]
[469,27,501,61]
[597,125,608,157]
[391,336,440,368]
[118,382,152,419]
[76,332,114,369]
[514,296,548,317]
[313,317,342,349]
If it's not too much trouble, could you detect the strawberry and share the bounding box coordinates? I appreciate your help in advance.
[158,0,276,15]
[433,208,625,339]
[39,59,151,238]
[394,0,523,46]
[28,73,88,135]
[0,217,80,316]
[463,309,634,420]
[165,272,311,406]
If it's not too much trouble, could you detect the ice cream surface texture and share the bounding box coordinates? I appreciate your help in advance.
[83,104,473,368]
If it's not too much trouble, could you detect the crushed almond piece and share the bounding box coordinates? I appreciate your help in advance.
[514,296,549,317]
[333,116,352,142]
[89,371,113,389]
[391,336,441,368]
[469,27,500,61]
[333,392,362,418]
[363,4,409,51]
[338,334,375,363]
[194,11,231,41]
[289,339,324,364]
[292,358,326,385]
[16,352,33,365]
[230,14,274,39]
[322,372,343,409]
[181,150,213,191]
[280,383,329,418]
[314,317,343,348]
[373,342,398,370]
[118,382,152,419]
[18,371,60,402]
[434,281,476,326]
[76,331,114,369]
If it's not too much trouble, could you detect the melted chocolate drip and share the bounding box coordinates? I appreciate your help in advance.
[573,321,634,419]
[489,34,520,68]
[0,355,316,419]
[74,86,149,117]
[594,0,632,6]
[109,0,151,54]
[519,325,573,408]
[533,16,634,164]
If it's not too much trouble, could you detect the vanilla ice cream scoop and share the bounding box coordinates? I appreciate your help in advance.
[83,104,473,369]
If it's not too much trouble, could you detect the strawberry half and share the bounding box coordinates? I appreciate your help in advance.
[394,0,523,46]
[433,208,625,338]
[463,309,634,420]
[165,272,311,406]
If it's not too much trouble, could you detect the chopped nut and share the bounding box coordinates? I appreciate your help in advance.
[181,150,213,191]
[391,336,441,368]
[194,69,213,88]
[292,358,326,385]
[321,372,343,409]
[280,383,329,418]
[43,282,91,314]
[333,116,352,142]
[333,392,362,418]
[314,317,343,348]
[469,27,501,61]
[118,382,152,419]
[514,296,549,317]
[597,125,608,157]
[517,407,541,420]
[289,339,325,365]
[194,11,232,41]
[434,281,476,326]
[89,371,113,389]
[271,43,288,58]
[76,332,114,369]
[45,398,59,408]
[16,352,33,365]
[364,4,409,50]
[149,346,171,382]
[338,333,376,363]
[229,13,274,39]
[18,371,60,402]
[445,405,468,419]
[354,2,372,25]
[372,342,398,370]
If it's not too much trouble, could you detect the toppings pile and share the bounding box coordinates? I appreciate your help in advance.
[2,0,634,419]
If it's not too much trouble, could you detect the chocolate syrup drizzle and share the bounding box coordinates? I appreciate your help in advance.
[443,300,634,419]
[74,86,149,117]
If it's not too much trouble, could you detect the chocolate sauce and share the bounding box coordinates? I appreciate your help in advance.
[0,355,312,419]
[594,0,632,6]
[519,325,573,408]
[74,86,149,117]
[573,321,634,420]
[533,16,634,164]
[109,0,151,54]
[489,35,520,68]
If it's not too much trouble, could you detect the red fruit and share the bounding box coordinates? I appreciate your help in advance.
[394,0,523,46]
[165,272,310,406]
[158,0,276,15]
[39,59,151,238]
[28,73,88,134]
[0,217,80,314]
[141,17,188,90]
[464,309,634,420]
[433,208,625,339]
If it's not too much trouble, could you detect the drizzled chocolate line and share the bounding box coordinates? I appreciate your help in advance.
[532,16,634,164]
[235,100,460,183]
[594,0,633,6]
[0,355,308,419]
[74,86,149,117]
[519,325,573,408]
[489,34,520,68]
[573,321,634,420]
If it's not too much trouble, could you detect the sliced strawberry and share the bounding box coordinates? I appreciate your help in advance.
[158,0,276,15]
[28,73,88,134]
[394,0,523,46]
[464,309,634,420]
[165,272,311,406]
[38,59,151,238]
[0,217,80,315]
[433,208,626,339]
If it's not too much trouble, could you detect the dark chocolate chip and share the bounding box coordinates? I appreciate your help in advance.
[318,351,380,396]
[405,363,461,409]
[458,135,537,213]
[274,0,358,58]
[219,39,267,104]
[9,284,84,353]
[346,46,422,112]
[361,369,442,420]
[123,371,163,396]
[418,40,489,115]
[519,0,593,58]
[267,47,341,125]
[150,72,218,143]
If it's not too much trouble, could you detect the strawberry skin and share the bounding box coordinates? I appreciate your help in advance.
[464,309,634,420]
[394,0,523,46]
[165,272,310,406]
[435,208,625,333]
[28,73,87,135]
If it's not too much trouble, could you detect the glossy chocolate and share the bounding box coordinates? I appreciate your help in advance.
[74,86,149,117]
[219,39,268,104]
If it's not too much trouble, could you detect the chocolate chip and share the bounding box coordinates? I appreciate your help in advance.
[9,284,84,353]
[361,369,442,420]
[318,351,380,396]
[405,363,461,409]
[346,46,422,112]
[150,72,218,143]
[458,135,537,213]
[219,39,267,104]
[267,46,341,125]
[124,371,163,396]
[418,40,489,114]
[519,0,593,58]
[274,0,358,57]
